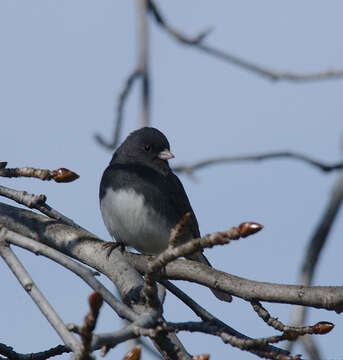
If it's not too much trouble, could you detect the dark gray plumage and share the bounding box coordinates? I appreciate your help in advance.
[99,127,230,301]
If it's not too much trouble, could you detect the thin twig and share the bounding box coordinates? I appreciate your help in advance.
[0,185,47,208]
[286,170,343,356]
[90,314,159,353]
[251,300,292,332]
[125,319,140,357]
[77,293,103,359]
[0,343,70,360]
[148,222,261,273]
[143,221,246,306]
[251,301,334,336]
[0,166,79,182]
[95,0,150,150]
[191,44,343,82]
[173,151,343,175]
[167,319,331,359]
[161,280,289,356]
[166,321,301,360]
[168,213,192,248]
[144,214,200,308]
[94,70,142,150]
[0,184,88,232]
[148,0,343,83]
[137,0,150,128]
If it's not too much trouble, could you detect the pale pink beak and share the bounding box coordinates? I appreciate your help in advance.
[158,149,175,161]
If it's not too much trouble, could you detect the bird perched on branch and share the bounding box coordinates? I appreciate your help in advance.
[99,127,230,301]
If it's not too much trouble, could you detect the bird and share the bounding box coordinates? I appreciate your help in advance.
[99,127,231,301]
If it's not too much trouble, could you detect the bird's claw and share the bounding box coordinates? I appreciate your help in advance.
[103,241,126,258]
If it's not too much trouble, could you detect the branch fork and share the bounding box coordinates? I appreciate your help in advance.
[143,218,263,308]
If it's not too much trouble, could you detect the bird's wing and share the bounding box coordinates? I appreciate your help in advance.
[165,172,201,239]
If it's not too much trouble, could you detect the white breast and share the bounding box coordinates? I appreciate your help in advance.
[100,188,170,254]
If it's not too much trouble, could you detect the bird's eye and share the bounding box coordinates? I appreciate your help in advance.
[144,145,151,152]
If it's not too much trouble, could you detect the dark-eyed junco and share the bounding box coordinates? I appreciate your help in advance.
[99,127,230,301]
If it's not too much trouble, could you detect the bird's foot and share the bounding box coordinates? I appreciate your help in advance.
[103,241,126,258]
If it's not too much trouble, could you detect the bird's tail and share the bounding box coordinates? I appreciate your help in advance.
[187,251,232,302]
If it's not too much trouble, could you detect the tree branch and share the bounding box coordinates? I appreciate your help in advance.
[90,314,157,351]
[137,0,150,128]
[2,202,343,313]
[147,222,261,274]
[173,151,343,176]
[251,301,333,336]
[127,253,343,312]
[1,226,137,322]
[0,231,81,355]
[286,169,343,356]
[2,201,343,315]
[0,185,86,232]
[77,293,103,360]
[143,219,261,305]
[95,0,151,151]
[0,344,70,360]
[167,319,331,360]
[94,69,142,150]
[161,280,289,357]
[0,166,79,183]
[165,321,301,360]
[148,0,343,83]
[0,202,190,360]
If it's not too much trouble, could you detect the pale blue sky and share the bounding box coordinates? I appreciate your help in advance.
[1,1,343,359]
